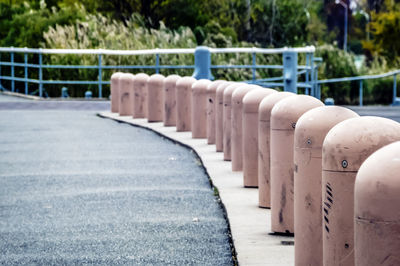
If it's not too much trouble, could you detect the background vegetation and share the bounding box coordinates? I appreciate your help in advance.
[0,0,399,104]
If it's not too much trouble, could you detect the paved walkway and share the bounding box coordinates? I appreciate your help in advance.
[0,95,234,265]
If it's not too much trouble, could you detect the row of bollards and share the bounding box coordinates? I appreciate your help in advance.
[110,72,400,266]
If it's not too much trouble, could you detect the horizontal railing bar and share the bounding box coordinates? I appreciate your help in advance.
[211,65,284,69]
[0,46,315,55]
[0,76,39,83]
[317,70,400,84]
[102,65,195,69]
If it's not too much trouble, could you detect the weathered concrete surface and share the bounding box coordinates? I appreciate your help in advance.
[0,95,234,265]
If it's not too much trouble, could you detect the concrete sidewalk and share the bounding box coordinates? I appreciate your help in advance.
[100,112,295,266]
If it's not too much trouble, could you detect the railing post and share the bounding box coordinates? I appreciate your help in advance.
[98,53,102,98]
[192,46,214,80]
[283,50,298,93]
[359,80,363,106]
[305,53,310,95]
[252,52,256,82]
[38,48,43,98]
[24,51,28,95]
[393,74,397,105]
[11,47,15,92]
[0,52,2,90]
[155,52,160,74]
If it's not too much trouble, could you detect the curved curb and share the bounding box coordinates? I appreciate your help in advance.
[98,112,294,266]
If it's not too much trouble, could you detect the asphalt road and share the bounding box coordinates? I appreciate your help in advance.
[0,95,234,265]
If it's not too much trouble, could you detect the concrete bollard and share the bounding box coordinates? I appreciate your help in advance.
[322,116,400,266]
[231,85,256,171]
[147,74,165,122]
[206,80,226,144]
[133,73,149,118]
[110,72,123,113]
[163,75,181,126]
[354,141,400,266]
[216,82,234,152]
[192,79,212,138]
[258,92,295,208]
[223,83,243,161]
[242,88,277,187]
[270,95,323,234]
[118,73,135,116]
[293,106,359,266]
[175,76,196,132]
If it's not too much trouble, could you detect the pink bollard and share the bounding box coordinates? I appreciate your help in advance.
[242,88,277,187]
[293,106,359,266]
[110,72,123,113]
[354,141,400,266]
[223,83,243,161]
[118,73,135,116]
[133,73,149,118]
[163,75,181,126]
[231,85,256,171]
[258,92,295,208]
[175,76,196,132]
[322,116,400,266]
[192,79,212,138]
[147,74,165,122]
[270,95,323,234]
[206,80,226,144]
[215,82,234,152]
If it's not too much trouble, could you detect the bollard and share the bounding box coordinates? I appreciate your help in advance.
[133,73,150,118]
[270,95,323,234]
[207,80,226,144]
[147,74,165,122]
[231,85,256,171]
[85,90,92,99]
[293,106,359,266]
[216,82,234,152]
[242,88,277,187]
[61,87,69,98]
[192,79,212,138]
[163,75,181,126]
[322,116,400,266]
[258,92,295,208]
[354,141,400,266]
[223,83,243,161]
[118,73,135,116]
[110,72,123,112]
[175,76,196,132]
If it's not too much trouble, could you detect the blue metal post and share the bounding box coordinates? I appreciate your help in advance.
[192,46,214,80]
[283,51,298,93]
[359,80,363,106]
[393,74,397,105]
[310,54,315,97]
[316,67,320,99]
[252,52,256,82]
[155,53,160,74]
[11,48,15,92]
[38,49,43,98]
[98,53,102,98]
[24,53,28,95]
[0,53,2,90]
[305,53,310,95]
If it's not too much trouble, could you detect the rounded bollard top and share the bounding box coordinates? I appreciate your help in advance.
[176,76,196,89]
[271,95,323,130]
[294,106,359,150]
[243,88,277,113]
[111,72,124,81]
[322,116,400,172]
[259,92,295,122]
[164,74,181,84]
[355,141,400,222]
[119,72,135,82]
[231,85,255,105]
[192,79,212,94]
[223,83,243,104]
[207,80,226,93]
[148,74,165,86]
[134,73,149,84]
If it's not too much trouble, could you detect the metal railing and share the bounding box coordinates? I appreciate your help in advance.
[0,46,317,98]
